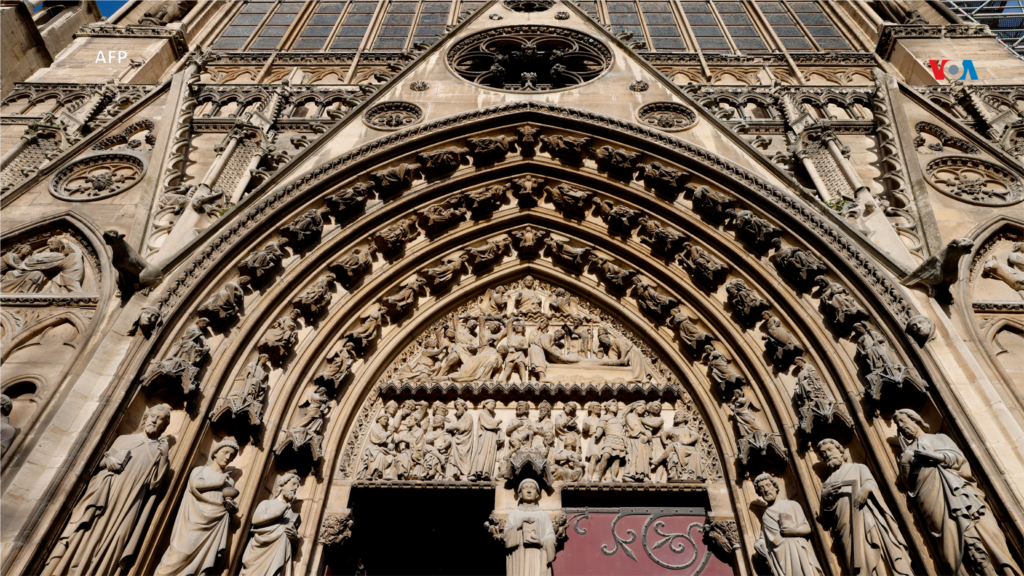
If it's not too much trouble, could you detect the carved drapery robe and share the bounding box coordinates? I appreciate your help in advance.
[359,421,394,480]
[515,288,544,314]
[504,505,557,576]
[899,432,1021,576]
[446,411,476,479]
[43,434,169,576]
[448,344,501,382]
[821,462,912,576]
[470,411,503,480]
[602,336,662,383]
[1,241,84,294]
[655,424,705,481]
[156,465,236,576]
[239,500,300,576]
[623,408,651,481]
[754,499,824,576]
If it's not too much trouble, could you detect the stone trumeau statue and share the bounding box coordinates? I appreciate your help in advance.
[239,472,302,576]
[42,405,172,576]
[894,409,1022,576]
[817,438,913,576]
[753,473,824,576]
[502,478,557,576]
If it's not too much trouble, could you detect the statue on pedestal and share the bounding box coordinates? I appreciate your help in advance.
[503,479,557,576]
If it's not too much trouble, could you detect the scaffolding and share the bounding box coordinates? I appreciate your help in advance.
[939,1,1024,61]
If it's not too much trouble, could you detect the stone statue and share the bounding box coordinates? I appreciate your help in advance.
[420,199,467,233]
[728,389,763,438]
[792,357,851,438]
[549,288,587,319]
[424,253,468,288]
[852,322,927,401]
[211,355,270,427]
[197,279,247,325]
[727,209,781,248]
[505,401,535,452]
[592,145,640,177]
[465,184,507,212]
[128,306,164,337]
[667,307,715,352]
[593,401,628,482]
[677,242,727,285]
[258,313,300,359]
[894,409,1022,576]
[275,387,332,461]
[1,394,15,457]
[597,326,663,383]
[653,411,705,482]
[982,242,1024,299]
[467,135,516,162]
[772,239,828,289]
[469,399,503,481]
[642,402,666,482]
[103,230,163,295]
[239,472,302,576]
[325,182,370,216]
[293,273,335,316]
[761,312,805,366]
[503,479,557,576]
[374,216,419,255]
[397,334,445,381]
[370,163,420,193]
[817,438,913,576]
[42,405,171,576]
[138,0,197,25]
[752,473,824,576]
[540,134,591,161]
[510,176,544,206]
[588,254,636,289]
[332,245,376,282]
[597,200,640,232]
[546,184,593,215]
[901,237,974,299]
[640,161,690,194]
[622,401,652,482]
[156,438,240,576]
[445,399,476,480]
[315,342,355,389]
[466,238,511,268]
[514,276,547,314]
[360,413,396,480]
[580,402,602,479]
[1,235,85,294]
[382,276,427,317]
[510,227,547,257]
[239,242,285,278]
[498,319,533,382]
[691,186,733,219]
[705,346,746,394]
[631,277,677,318]
[343,309,382,349]
[816,277,866,325]
[637,217,686,254]
[141,319,210,394]
[282,208,325,245]
[543,236,592,268]
[725,279,769,323]
[417,146,467,176]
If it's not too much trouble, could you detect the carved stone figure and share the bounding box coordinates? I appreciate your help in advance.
[466,184,507,212]
[592,145,640,178]
[761,312,804,366]
[637,217,687,254]
[332,245,376,283]
[543,237,591,269]
[726,279,770,324]
[728,389,763,438]
[314,342,356,390]
[771,239,828,290]
[505,400,535,452]
[275,387,332,461]
[816,277,866,325]
[540,134,591,161]
[597,326,663,383]
[667,307,715,352]
[545,184,593,215]
[982,242,1024,299]
[238,242,285,279]
[0,394,15,457]
[894,409,1022,576]
[41,405,171,576]
[103,230,163,294]
[359,413,396,480]
[420,198,467,233]
[466,238,511,268]
[211,355,270,427]
[197,279,247,326]
[1,235,85,294]
[704,520,740,556]
[705,346,747,395]
[382,276,427,317]
[514,275,547,314]
[374,216,420,255]
[631,276,677,319]
[156,438,240,576]
[318,511,353,547]
[324,182,371,216]
[293,273,335,316]
[640,162,690,195]
[691,186,734,220]
[497,319,533,382]
[503,479,557,576]
[516,126,539,152]
[417,146,468,176]
[549,288,587,319]
[397,334,445,381]
[128,306,164,337]
[904,315,935,346]
[369,163,420,193]
[727,209,781,249]
[445,399,476,480]
[239,473,301,576]
[282,208,326,245]
[510,227,547,258]
[792,357,852,441]
[817,438,913,576]
[593,400,627,482]
[343,309,381,350]
[622,401,652,482]
[469,399,504,481]
[852,322,928,406]
[752,474,825,576]
[141,320,210,394]
[588,253,637,290]
[137,0,196,25]
[901,237,974,300]
[597,200,640,233]
[509,176,544,207]
[677,242,727,286]
[258,312,300,359]
[653,411,706,481]
[467,135,517,163]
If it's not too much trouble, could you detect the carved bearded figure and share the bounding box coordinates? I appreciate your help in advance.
[445,399,476,480]
[894,409,1021,576]
[503,479,557,576]
[239,473,302,576]
[156,438,240,576]
[817,438,912,576]
[42,406,171,576]
[753,474,825,576]
[1,236,85,294]
[469,399,503,481]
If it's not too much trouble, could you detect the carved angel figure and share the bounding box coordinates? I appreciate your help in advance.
[677,242,727,284]
[259,314,300,358]
[728,389,763,438]
[382,276,427,316]
[467,135,516,162]
[691,185,733,219]
[466,238,511,267]
[598,200,640,232]
[283,208,325,244]
[761,312,804,365]
[333,245,376,281]
[293,273,334,315]
[592,145,640,176]
[509,227,547,257]
[540,134,591,160]
[546,184,593,215]
[343,309,382,349]
[417,146,468,175]
[638,216,687,254]
[420,200,467,233]
[424,254,468,288]
[478,286,508,315]
[211,355,270,426]
[640,161,690,193]
[728,209,781,245]
[725,279,769,321]
[705,346,747,394]
[589,254,636,289]
[816,277,865,324]
[464,184,506,212]
[275,387,332,460]
[667,307,715,351]
[773,239,828,287]
[510,175,544,205]
[315,342,356,389]
[239,242,284,278]
[544,236,592,268]
[374,217,419,254]
[631,277,678,318]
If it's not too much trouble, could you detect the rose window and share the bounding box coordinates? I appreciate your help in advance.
[925,157,1023,206]
[50,153,145,202]
[447,26,611,92]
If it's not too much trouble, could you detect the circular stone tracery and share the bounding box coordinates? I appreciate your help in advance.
[502,0,554,12]
[363,102,424,131]
[637,102,698,132]
[447,26,612,93]
[925,156,1023,206]
[49,153,145,201]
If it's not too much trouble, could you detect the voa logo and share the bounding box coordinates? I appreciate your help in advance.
[928,59,979,81]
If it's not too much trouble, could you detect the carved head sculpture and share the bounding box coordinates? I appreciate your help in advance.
[424,335,438,349]
[515,400,530,418]
[753,473,779,505]
[605,400,620,417]
[585,401,601,416]
[211,437,240,470]
[1014,242,1024,254]
[516,478,541,505]
[523,275,535,289]
[816,438,848,470]
[905,315,935,344]
[893,408,929,442]
[542,430,556,447]
[537,317,550,332]
[512,320,526,335]
[564,401,578,417]
[400,399,416,415]
[431,415,446,430]
[0,394,11,418]
[129,306,164,337]
[9,244,32,260]
[646,401,662,416]
[274,472,301,502]
[139,404,171,438]
[482,399,496,412]
[385,400,399,417]
[673,411,688,427]
[551,328,565,342]
[467,319,479,334]
[852,322,870,338]
[454,398,468,415]
[563,433,579,452]
[538,400,551,420]
[597,327,611,346]
[376,414,391,427]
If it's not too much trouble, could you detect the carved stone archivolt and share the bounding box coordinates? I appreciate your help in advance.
[362,102,423,131]
[447,26,612,92]
[49,153,146,201]
[637,102,697,132]
[925,156,1024,206]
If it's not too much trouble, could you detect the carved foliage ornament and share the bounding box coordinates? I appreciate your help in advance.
[926,157,1023,206]
[50,153,146,201]
[363,102,424,131]
[637,102,697,132]
[447,26,612,92]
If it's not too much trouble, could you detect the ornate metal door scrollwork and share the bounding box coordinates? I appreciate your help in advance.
[561,507,713,574]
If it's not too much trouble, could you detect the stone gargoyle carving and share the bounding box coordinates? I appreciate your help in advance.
[540,134,591,162]
[725,279,770,325]
[103,230,163,295]
[292,273,335,317]
[331,245,376,284]
[417,146,468,177]
[510,175,544,206]
[373,217,419,256]
[640,162,691,196]
[546,183,593,216]
[638,216,687,255]
[369,163,419,195]
[588,253,637,291]
[772,239,828,291]
[210,354,270,428]
[592,145,640,178]
[141,320,210,395]
[238,242,285,280]
[324,181,371,216]
[467,135,517,163]
[901,237,974,301]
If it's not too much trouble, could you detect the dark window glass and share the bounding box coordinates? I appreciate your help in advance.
[757,2,786,12]
[716,2,744,11]
[330,36,363,48]
[317,2,347,13]
[733,36,767,50]
[373,36,407,50]
[350,2,377,12]
[380,25,411,36]
[719,12,752,24]
[685,12,717,25]
[764,13,794,24]
[414,25,445,36]
[337,25,368,35]
[423,2,451,11]
[230,13,265,25]
[294,37,326,49]
[696,37,730,49]
[789,2,820,12]
[418,12,447,24]
[608,2,636,11]
[781,36,812,50]
[610,13,641,24]
[310,13,339,25]
[260,25,291,36]
[679,2,712,12]
[223,26,257,37]
[806,25,839,36]
[612,25,645,36]
[691,25,723,36]
[647,25,680,36]
[816,36,850,50]
[384,13,415,25]
[251,37,282,49]
[728,26,757,36]
[643,12,675,25]
[343,12,373,24]
[651,36,686,48]
[773,26,803,36]
[276,3,303,13]
[241,3,273,14]
[797,12,830,25]
[641,2,672,12]
[302,25,335,36]
[212,37,247,50]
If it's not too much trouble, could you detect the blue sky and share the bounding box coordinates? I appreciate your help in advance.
[97,1,129,17]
